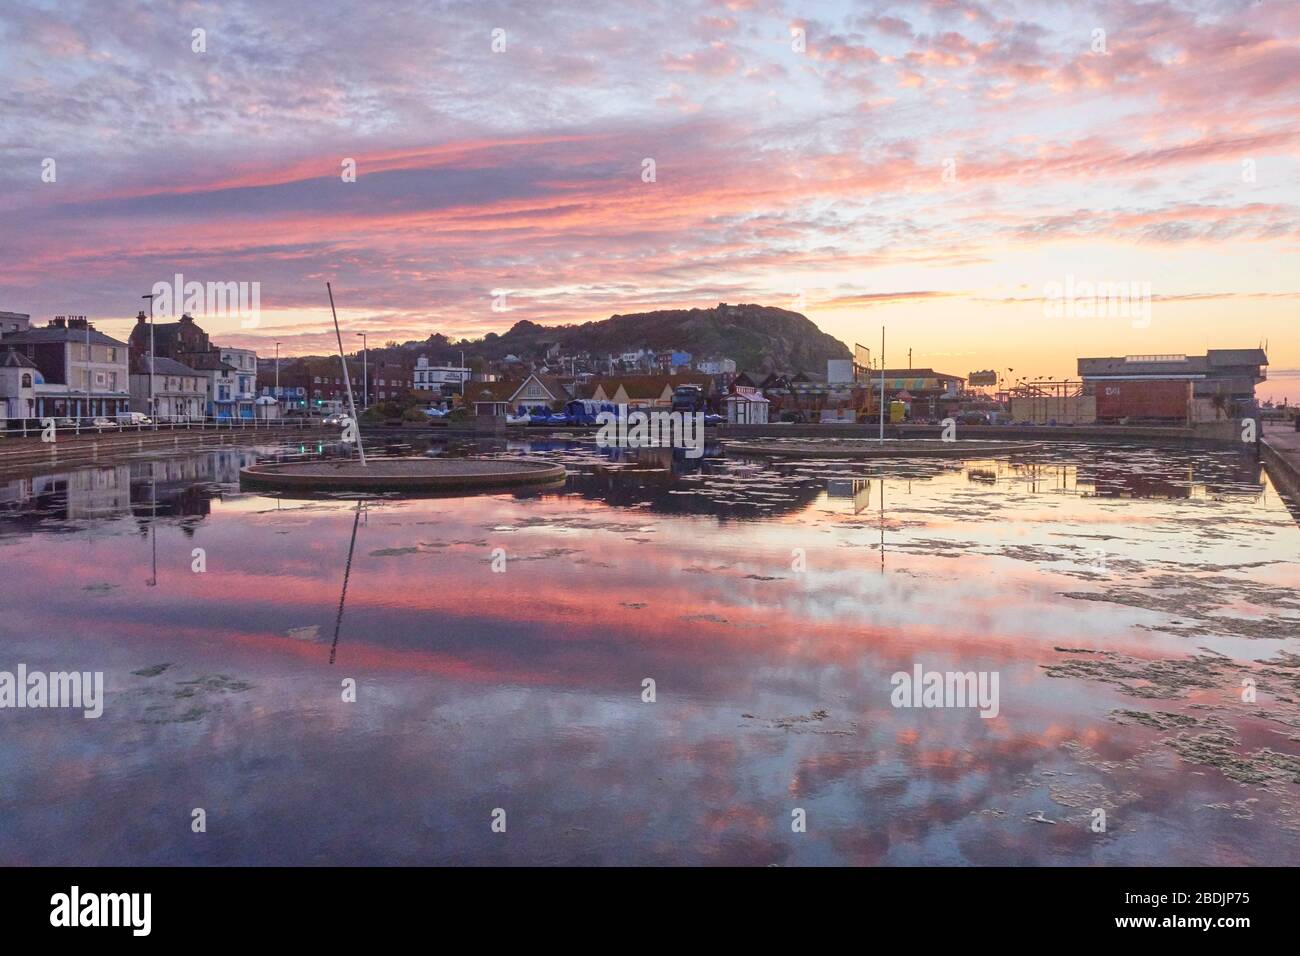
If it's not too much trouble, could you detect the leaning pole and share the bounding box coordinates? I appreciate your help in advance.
[327,281,367,466]
[878,325,885,444]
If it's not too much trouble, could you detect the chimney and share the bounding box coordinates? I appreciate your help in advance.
[51,317,66,328]
[180,313,194,324]
[136,310,147,323]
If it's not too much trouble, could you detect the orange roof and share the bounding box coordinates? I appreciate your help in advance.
[469,380,523,403]
[590,373,712,400]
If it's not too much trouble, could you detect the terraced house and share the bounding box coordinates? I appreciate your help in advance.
[1,317,130,419]
[129,355,205,421]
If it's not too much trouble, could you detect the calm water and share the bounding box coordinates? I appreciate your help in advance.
[2,437,1299,865]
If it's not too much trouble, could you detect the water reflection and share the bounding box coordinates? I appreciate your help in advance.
[330,501,364,666]
[1,437,1297,866]
[0,447,264,527]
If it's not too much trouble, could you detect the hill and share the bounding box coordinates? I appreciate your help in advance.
[402,303,851,375]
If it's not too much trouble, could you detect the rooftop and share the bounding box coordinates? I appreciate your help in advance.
[1079,349,1268,377]
[2,323,128,349]
[0,348,39,369]
[130,354,199,376]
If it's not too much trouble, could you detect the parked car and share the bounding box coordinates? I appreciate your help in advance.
[90,417,119,429]
[322,413,351,427]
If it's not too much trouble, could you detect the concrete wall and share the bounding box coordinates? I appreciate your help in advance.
[1009,395,1096,424]
[1190,397,1239,424]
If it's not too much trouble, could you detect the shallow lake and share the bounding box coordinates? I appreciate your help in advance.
[1,437,1298,864]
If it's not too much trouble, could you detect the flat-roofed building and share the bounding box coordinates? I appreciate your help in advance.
[1078,349,1268,423]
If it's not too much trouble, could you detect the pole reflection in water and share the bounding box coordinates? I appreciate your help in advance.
[880,474,885,574]
[146,475,157,587]
[330,500,364,665]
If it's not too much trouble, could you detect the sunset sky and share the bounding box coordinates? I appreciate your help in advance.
[2,0,1297,398]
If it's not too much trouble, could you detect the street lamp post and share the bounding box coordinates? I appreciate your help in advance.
[141,292,158,422]
[83,318,90,420]
[274,340,281,416]
[355,332,368,408]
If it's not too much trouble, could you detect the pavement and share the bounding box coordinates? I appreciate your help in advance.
[1263,422,1300,457]
[1262,423,1300,500]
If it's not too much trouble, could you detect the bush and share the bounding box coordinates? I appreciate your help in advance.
[362,400,407,421]
[402,405,428,422]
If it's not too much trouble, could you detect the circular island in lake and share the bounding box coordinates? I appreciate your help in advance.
[723,438,1044,458]
[240,456,567,493]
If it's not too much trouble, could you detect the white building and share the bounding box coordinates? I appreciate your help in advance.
[697,358,737,375]
[412,355,469,394]
[724,385,769,424]
[182,352,239,419]
[0,349,40,419]
[219,347,259,419]
[619,349,651,366]
[2,317,131,418]
[130,355,205,421]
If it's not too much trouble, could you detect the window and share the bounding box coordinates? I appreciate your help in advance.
[21,373,32,388]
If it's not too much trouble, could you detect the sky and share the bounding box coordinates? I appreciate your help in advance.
[2,0,1298,399]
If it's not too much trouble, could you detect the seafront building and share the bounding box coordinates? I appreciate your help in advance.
[0,350,40,419]
[1078,350,1268,422]
[128,311,256,420]
[129,355,206,421]
[0,317,131,419]
[218,348,259,419]
[411,355,470,401]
